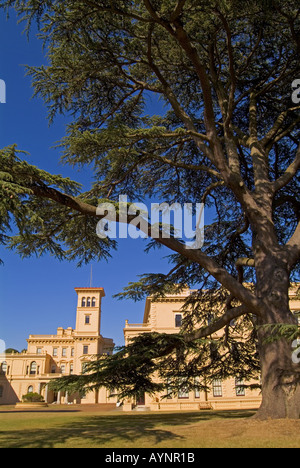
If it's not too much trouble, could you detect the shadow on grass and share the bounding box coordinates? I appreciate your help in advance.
[0,410,80,414]
[0,410,255,448]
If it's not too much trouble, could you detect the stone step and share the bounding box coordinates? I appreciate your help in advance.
[133,406,150,412]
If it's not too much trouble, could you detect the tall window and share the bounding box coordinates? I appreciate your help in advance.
[178,379,189,399]
[0,362,7,375]
[166,380,172,400]
[60,365,66,374]
[194,377,200,399]
[81,297,86,307]
[85,315,90,324]
[62,348,67,357]
[212,379,223,397]
[92,297,96,307]
[28,386,34,393]
[83,345,89,355]
[235,377,246,396]
[53,348,58,357]
[30,362,37,375]
[86,297,91,307]
[175,314,182,328]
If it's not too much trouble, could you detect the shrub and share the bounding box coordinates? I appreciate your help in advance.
[22,392,44,403]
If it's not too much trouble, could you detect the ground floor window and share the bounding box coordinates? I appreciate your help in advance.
[212,379,223,397]
[178,379,189,399]
[136,393,146,406]
[194,377,200,398]
[235,377,246,396]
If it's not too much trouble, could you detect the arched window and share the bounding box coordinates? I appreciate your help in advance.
[30,362,37,375]
[60,364,66,374]
[0,362,7,375]
[28,385,34,394]
[92,297,96,307]
[86,297,91,307]
[81,297,86,307]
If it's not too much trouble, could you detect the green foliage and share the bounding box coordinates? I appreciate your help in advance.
[0,145,117,265]
[4,348,19,354]
[259,323,300,345]
[50,316,260,401]
[0,0,298,276]
[22,392,44,402]
[0,0,299,402]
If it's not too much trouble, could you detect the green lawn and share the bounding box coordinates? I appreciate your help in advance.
[0,406,300,448]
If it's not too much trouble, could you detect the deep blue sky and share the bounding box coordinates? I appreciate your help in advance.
[0,11,174,350]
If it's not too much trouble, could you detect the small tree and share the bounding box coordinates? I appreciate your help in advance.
[1,0,300,419]
[4,348,19,354]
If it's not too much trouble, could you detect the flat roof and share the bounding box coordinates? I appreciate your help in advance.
[75,287,105,294]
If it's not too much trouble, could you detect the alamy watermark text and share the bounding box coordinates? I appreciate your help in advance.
[96,196,204,250]
[0,79,6,104]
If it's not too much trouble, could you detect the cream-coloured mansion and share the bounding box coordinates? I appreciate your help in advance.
[0,285,299,411]
[0,287,116,406]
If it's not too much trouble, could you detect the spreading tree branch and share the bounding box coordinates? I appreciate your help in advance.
[184,305,249,342]
[273,143,300,192]
[26,182,263,316]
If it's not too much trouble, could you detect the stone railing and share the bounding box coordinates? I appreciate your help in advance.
[124,320,150,329]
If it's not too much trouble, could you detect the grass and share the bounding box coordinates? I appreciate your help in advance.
[0,406,300,448]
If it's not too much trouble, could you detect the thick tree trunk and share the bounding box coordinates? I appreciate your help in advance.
[254,253,300,419]
[256,331,300,419]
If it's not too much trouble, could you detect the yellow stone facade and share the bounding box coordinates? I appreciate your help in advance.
[123,286,300,412]
[0,287,116,405]
[0,284,299,411]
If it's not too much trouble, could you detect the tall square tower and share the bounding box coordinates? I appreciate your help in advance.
[74,287,105,336]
